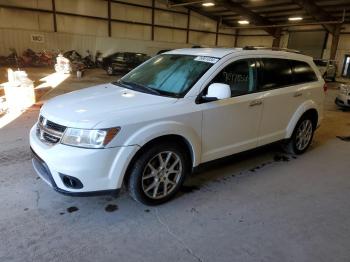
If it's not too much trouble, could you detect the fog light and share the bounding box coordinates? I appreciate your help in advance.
[59,173,83,189]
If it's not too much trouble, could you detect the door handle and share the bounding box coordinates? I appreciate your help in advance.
[293,92,303,97]
[249,100,263,107]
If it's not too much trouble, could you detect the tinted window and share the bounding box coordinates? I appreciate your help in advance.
[211,59,257,97]
[259,58,293,90]
[291,60,317,84]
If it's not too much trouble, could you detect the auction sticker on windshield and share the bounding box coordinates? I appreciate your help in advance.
[194,56,219,64]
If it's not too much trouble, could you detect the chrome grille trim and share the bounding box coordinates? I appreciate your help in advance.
[36,115,66,145]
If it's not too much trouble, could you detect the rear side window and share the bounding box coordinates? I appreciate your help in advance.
[291,60,318,84]
[259,58,293,90]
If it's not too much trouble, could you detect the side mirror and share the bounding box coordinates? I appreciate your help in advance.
[198,83,231,103]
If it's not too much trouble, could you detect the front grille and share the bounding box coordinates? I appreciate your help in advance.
[46,119,66,133]
[36,115,66,145]
[43,132,61,144]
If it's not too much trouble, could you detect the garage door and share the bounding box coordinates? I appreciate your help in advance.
[287,31,327,59]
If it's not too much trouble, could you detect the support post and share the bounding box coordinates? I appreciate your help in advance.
[234,29,239,47]
[186,10,190,44]
[151,0,155,41]
[52,0,57,32]
[272,37,281,48]
[215,19,219,46]
[272,28,282,48]
[107,0,111,37]
[330,24,341,60]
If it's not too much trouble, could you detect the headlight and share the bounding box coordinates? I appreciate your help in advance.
[61,127,120,148]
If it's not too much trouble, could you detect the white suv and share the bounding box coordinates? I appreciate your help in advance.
[30,48,325,205]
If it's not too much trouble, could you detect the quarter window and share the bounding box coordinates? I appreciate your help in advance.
[259,58,293,90]
[291,60,318,84]
[211,59,257,97]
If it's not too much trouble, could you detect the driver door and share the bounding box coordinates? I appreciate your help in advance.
[199,58,264,163]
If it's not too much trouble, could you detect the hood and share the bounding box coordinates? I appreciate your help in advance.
[41,83,177,128]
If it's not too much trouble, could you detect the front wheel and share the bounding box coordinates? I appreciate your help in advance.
[284,116,315,155]
[128,142,189,205]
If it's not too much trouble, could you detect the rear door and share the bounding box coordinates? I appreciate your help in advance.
[257,58,303,146]
[257,58,319,146]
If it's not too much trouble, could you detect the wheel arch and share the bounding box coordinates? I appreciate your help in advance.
[122,134,196,187]
[286,101,319,138]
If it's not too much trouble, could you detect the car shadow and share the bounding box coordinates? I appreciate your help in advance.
[176,142,294,199]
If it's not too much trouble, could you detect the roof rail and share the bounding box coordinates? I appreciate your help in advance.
[242,46,301,54]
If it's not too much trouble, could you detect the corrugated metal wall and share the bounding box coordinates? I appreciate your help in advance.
[288,31,327,59]
[232,28,274,48]
[0,0,237,56]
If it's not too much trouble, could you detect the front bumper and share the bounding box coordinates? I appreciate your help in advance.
[335,94,350,108]
[30,125,139,195]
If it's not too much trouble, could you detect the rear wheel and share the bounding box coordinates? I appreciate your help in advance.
[284,116,315,155]
[128,142,189,205]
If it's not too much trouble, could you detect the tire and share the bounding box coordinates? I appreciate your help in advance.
[128,142,190,205]
[106,66,114,75]
[284,115,315,155]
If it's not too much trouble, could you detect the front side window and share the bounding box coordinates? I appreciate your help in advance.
[259,58,293,90]
[118,54,216,97]
[210,59,257,97]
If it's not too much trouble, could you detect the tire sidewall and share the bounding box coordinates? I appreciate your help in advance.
[129,142,190,205]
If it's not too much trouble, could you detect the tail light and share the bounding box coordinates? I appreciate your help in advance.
[323,83,328,92]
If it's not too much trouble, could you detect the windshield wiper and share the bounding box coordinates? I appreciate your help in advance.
[115,80,161,96]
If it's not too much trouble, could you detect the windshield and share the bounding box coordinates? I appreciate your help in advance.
[117,54,217,97]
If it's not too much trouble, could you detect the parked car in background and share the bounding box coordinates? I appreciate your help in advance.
[102,52,150,75]
[30,48,325,205]
[63,50,82,62]
[335,83,350,108]
[63,50,86,72]
[314,59,337,82]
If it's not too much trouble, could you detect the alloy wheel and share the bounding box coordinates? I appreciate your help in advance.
[295,119,313,151]
[141,151,182,199]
